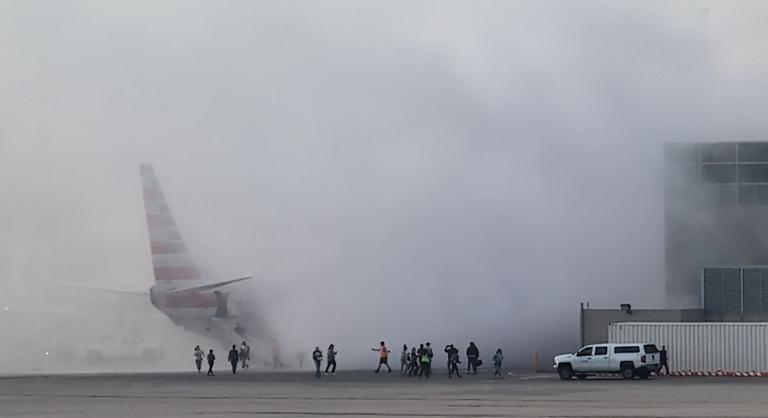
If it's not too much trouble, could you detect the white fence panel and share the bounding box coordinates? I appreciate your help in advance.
[608,322,768,372]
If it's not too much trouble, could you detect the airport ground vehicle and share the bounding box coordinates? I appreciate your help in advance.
[553,343,660,380]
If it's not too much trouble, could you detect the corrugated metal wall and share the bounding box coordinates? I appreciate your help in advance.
[608,323,768,372]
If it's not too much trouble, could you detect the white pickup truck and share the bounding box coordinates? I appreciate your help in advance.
[554,343,660,380]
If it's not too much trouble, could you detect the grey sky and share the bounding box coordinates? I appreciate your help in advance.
[2,1,768,370]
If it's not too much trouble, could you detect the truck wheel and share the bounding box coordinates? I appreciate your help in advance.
[637,370,650,380]
[576,374,587,380]
[558,364,574,380]
[620,364,635,380]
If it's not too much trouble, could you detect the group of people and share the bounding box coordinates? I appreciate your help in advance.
[397,341,504,379]
[194,340,506,379]
[194,341,251,376]
[311,344,338,377]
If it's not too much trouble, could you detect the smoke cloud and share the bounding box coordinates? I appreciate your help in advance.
[2,0,768,372]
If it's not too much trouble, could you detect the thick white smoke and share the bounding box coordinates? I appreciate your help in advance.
[2,0,768,372]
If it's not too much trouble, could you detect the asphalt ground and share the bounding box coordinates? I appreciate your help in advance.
[2,370,768,417]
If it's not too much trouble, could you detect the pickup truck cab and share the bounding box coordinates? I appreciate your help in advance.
[553,343,660,380]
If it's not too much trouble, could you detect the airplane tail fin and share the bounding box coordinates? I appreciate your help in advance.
[140,163,203,283]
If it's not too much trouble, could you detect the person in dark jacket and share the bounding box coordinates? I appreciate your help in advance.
[325,344,338,375]
[312,346,323,378]
[228,345,240,374]
[418,344,431,379]
[207,349,216,376]
[408,346,419,376]
[659,345,669,376]
[466,342,480,374]
[444,344,461,378]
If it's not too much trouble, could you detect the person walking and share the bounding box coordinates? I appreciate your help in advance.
[193,345,204,373]
[408,346,419,377]
[400,344,408,375]
[239,341,250,369]
[372,341,392,373]
[312,346,323,378]
[445,344,462,378]
[206,349,216,376]
[466,342,480,374]
[228,345,239,374]
[272,339,285,369]
[419,343,432,379]
[493,349,504,377]
[659,345,669,376]
[325,344,338,375]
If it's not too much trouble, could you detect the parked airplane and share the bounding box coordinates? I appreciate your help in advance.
[140,163,253,346]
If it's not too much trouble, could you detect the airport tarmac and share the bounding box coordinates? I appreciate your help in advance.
[2,370,768,417]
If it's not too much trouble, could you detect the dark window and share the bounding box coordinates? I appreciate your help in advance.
[701,164,737,183]
[738,142,768,162]
[704,268,725,313]
[643,345,659,354]
[577,347,593,357]
[594,346,608,355]
[743,269,761,314]
[738,164,768,183]
[724,268,742,314]
[739,185,757,205]
[756,186,768,205]
[716,184,738,204]
[761,269,768,314]
[700,143,737,163]
[614,346,641,354]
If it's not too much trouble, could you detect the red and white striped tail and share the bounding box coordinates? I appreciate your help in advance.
[140,163,202,282]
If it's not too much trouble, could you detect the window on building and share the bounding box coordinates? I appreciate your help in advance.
[739,185,758,205]
[738,164,768,183]
[738,142,768,162]
[716,184,738,204]
[703,268,725,314]
[700,143,737,163]
[755,185,768,205]
[743,269,762,314]
[701,164,737,183]
[724,268,742,314]
[761,270,768,314]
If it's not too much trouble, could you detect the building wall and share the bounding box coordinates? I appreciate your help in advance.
[665,142,768,307]
[581,309,705,345]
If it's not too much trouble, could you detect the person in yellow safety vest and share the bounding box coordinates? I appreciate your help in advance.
[419,342,433,379]
[372,341,392,373]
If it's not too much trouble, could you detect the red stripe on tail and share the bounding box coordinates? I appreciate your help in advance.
[154,266,201,281]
